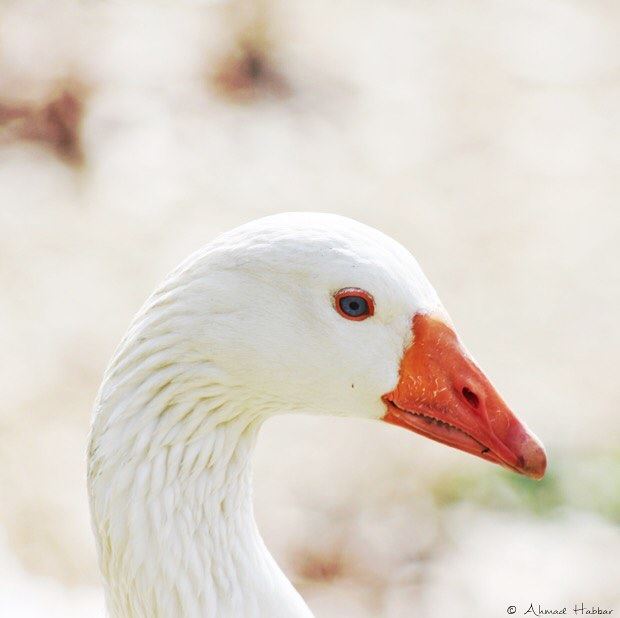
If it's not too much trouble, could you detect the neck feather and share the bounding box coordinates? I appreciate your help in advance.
[88,295,312,618]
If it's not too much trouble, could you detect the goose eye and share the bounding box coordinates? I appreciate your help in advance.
[334,288,374,321]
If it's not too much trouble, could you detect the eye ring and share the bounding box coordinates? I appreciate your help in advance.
[334,288,375,321]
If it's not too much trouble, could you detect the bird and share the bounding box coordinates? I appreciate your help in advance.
[87,212,546,618]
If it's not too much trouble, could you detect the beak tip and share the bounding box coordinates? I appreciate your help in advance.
[520,440,547,480]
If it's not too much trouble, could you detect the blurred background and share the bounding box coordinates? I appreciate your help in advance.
[1,0,619,616]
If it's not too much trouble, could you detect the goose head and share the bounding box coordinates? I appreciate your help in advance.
[89,212,546,617]
[149,211,546,479]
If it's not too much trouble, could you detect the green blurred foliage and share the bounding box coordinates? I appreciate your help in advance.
[431,450,620,522]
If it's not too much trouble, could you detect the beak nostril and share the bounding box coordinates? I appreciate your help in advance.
[461,386,480,410]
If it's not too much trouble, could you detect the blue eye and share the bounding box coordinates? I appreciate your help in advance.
[334,288,374,321]
[340,296,368,316]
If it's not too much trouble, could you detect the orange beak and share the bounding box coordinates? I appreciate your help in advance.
[382,314,546,479]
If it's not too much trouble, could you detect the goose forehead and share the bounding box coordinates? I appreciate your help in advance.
[211,213,428,288]
[218,212,407,256]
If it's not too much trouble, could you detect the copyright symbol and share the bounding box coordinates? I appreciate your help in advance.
[507,607,517,615]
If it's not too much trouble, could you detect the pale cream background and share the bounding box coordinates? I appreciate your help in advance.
[0,0,619,616]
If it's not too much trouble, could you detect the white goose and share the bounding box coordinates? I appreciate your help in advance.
[88,212,546,617]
